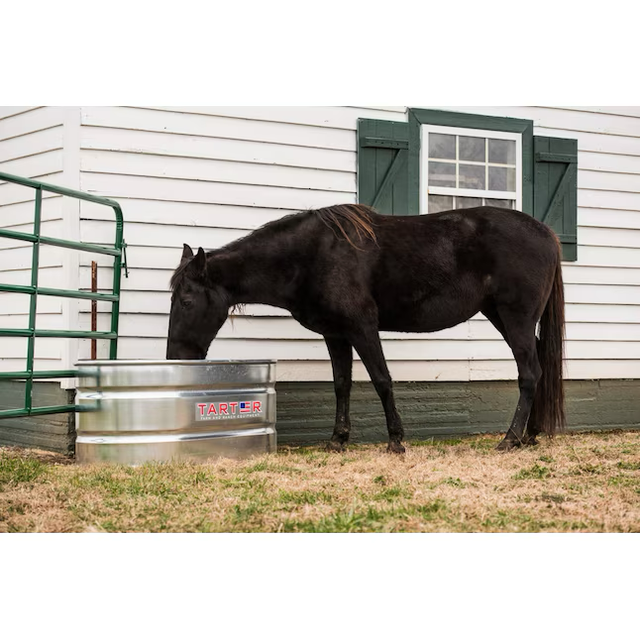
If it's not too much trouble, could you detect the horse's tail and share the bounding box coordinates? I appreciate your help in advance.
[315,204,378,250]
[529,239,566,437]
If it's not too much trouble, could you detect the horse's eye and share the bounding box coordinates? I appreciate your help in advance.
[181,299,193,309]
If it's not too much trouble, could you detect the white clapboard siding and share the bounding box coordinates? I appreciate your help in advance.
[0,181,62,207]
[0,150,64,182]
[82,172,354,212]
[578,152,640,176]
[579,227,640,250]
[0,108,66,142]
[81,127,356,173]
[555,107,640,118]
[578,189,640,212]
[565,304,640,324]
[0,107,68,373]
[134,106,409,129]
[81,219,250,251]
[0,107,41,120]
[565,283,640,305]
[81,149,355,193]
[0,126,64,163]
[1,313,66,330]
[62,106,640,381]
[0,265,66,290]
[578,169,640,194]
[577,246,640,268]
[80,245,185,271]
[578,209,640,231]
[81,107,356,151]
[79,198,289,230]
[2,337,62,359]
[561,264,640,286]
[0,196,64,227]
[1,284,64,317]
[0,242,64,271]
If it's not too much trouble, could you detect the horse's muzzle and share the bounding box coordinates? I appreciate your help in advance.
[166,341,206,360]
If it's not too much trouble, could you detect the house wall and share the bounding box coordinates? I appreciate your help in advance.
[0,107,73,379]
[73,106,640,383]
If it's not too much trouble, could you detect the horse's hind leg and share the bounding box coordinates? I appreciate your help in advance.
[522,338,544,446]
[325,336,353,452]
[493,311,542,451]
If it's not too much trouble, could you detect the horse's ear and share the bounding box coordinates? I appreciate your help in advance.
[182,244,194,261]
[190,247,207,279]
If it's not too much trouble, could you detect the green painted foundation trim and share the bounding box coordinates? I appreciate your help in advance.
[275,380,640,445]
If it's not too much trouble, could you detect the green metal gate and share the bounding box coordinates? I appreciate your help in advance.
[0,171,126,419]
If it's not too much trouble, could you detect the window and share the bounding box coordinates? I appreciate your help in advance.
[357,108,578,261]
[422,125,522,214]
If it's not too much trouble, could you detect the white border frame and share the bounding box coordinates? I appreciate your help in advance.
[419,124,523,215]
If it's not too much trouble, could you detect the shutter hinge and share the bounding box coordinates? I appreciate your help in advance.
[361,137,409,150]
[535,152,577,164]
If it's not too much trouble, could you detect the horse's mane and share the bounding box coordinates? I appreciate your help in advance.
[313,203,378,249]
[170,204,379,291]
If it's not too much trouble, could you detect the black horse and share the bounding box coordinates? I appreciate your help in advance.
[167,204,565,453]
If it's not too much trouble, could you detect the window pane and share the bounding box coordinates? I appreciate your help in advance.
[485,198,514,209]
[429,161,456,187]
[459,136,485,162]
[489,167,516,192]
[489,139,516,165]
[429,133,456,160]
[456,196,482,209]
[429,195,454,213]
[459,164,485,190]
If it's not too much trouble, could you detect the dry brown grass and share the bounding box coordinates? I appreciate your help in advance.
[1,431,639,533]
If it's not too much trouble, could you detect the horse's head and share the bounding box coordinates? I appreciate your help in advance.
[166,244,229,360]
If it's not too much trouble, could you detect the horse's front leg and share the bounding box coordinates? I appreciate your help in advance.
[346,326,405,454]
[325,336,353,452]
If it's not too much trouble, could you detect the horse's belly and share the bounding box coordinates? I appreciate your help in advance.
[378,297,482,333]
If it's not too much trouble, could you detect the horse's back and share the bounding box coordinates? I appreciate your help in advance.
[374,206,558,272]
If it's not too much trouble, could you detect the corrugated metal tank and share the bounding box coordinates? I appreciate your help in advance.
[76,360,276,465]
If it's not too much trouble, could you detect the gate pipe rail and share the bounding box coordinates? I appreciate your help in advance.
[0,170,126,419]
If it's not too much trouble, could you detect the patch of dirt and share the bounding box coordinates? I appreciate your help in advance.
[0,446,74,466]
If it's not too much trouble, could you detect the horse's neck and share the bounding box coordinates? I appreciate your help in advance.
[209,240,299,310]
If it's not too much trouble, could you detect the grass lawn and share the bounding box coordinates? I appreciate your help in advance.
[1,431,639,533]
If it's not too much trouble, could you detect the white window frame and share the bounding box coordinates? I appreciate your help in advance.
[419,124,523,215]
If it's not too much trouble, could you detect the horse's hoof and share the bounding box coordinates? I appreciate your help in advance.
[523,436,539,447]
[326,440,346,453]
[496,439,520,452]
[386,441,406,455]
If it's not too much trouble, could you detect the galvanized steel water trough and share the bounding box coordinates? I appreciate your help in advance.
[76,360,277,465]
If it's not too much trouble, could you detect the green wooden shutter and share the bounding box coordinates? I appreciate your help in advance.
[357,119,410,215]
[533,136,578,261]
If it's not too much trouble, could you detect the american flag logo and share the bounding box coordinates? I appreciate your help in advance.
[239,401,251,414]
